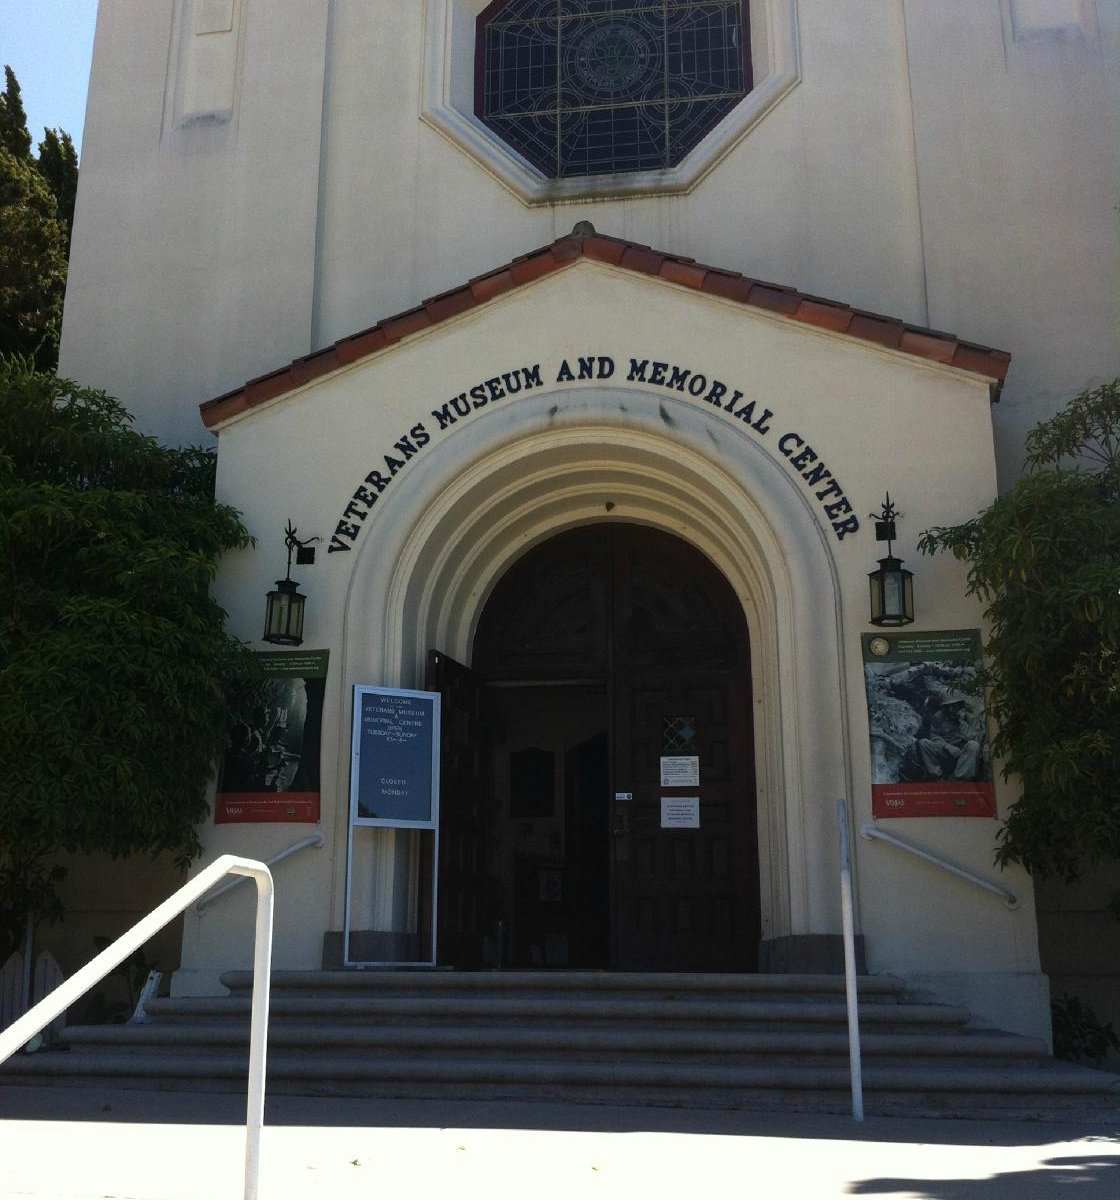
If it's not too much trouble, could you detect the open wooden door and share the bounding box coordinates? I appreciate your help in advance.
[426,650,493,967]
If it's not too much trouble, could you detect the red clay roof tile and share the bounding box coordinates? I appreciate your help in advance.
[380,307,432,343]
[619,245,665,275]
[470,269,517,304]
[201,227,1010,429]
[899,329,957,364]
[659,259,709,290]
[792,298,854,334]
[509,251,557,285]
[335,327,390,364]
[425,286,477,324]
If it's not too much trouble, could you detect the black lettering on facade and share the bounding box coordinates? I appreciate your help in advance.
[393,435,418,460]
[687,373,708,397]
[801,461,830,488]
[485,376,506,402]
[824,497,853,520]
[410,422,430,448]
[648,361,669,385]
[750,407,773,434]
[502,371,522,395]
[469,383,488,408]
[431,402,456,430]
[578,356,595,380]
[556,359,575,382]
[815,479,844,503]
[343,501,369,522]
[328,535,352,553]
[384,454,406,476]
[778,431,804,456]
[522,364,543,388]
[667,365,691,392]
[734,400,762,426]
[364,470,391,493]
[832,515,860,539]
[596,356,615,379]
[627,358,648,382]
[788,443,817,471]
[704,381,727,408]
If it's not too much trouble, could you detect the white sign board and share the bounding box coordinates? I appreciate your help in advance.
[660,797,700,829]
[660,755,700,787]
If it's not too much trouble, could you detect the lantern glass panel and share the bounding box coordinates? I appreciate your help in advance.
[264,580,305,645]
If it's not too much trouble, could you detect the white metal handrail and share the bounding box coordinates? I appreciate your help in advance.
[860,824,1019,910]
[837,799,864,1122]
[0,855,274,1200]
[194,831,324,914]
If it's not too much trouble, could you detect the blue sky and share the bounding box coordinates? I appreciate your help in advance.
[1,1,99,157]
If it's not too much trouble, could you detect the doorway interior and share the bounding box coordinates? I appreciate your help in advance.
[434,522,760,971]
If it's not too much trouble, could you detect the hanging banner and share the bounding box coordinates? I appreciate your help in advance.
[862,630,995,818]
[215,650,329,823]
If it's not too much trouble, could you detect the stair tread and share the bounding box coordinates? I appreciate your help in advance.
[5,972,1115,1115]
[5,1050,1117,1093]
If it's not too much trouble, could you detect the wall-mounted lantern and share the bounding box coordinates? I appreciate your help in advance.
[263,521,318,646]
[868,493,914,627]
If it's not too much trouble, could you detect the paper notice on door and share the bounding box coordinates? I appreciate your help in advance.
[660,797,700,829]
[660,755,699,787]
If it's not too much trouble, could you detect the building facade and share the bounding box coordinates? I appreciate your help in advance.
[56,0,1119,1042]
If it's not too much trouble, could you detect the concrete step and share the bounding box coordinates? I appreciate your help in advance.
[59,1021,1048,1068]
[219,969,909,1004]
[140,994,974,1032]
[3,971,1117,1118]
[3,1048,1116,1117]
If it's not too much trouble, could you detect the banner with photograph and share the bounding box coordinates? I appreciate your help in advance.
[862,630,995,818]
[215,650,329,823]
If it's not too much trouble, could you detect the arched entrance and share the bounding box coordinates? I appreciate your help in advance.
[435,522,760,971]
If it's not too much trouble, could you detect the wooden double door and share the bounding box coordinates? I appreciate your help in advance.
[433,523,759,971]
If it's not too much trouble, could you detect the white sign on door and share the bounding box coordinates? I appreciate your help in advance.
[660,797,700,829]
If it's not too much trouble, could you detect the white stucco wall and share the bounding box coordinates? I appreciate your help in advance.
[59,1,1118,476]
[54,0,1116,1045]
[171,262,1045,1039]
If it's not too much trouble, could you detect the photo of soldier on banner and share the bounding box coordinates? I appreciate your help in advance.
[216,649,329,823]
[862,630,995,818]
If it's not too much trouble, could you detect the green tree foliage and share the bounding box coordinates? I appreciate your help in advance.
[0,65,79,367]
[920,381,1120,881]
[0,66,32,159]
[0,144,68,367]
[36,128,78,252]
[0,361,254,961]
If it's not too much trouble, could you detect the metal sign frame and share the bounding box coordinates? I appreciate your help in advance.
[344,685,441,967]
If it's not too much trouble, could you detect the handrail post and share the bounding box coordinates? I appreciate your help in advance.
[0,855,274,1200]
[242,864,273,1200]
[837,798,864,1121]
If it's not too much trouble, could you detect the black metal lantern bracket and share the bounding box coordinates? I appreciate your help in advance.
[867,493,915,627]
[262,521,320,646]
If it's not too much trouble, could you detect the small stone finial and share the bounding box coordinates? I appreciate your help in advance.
[571,220,596,238]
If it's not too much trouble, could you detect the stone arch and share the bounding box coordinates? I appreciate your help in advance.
[337,385,852,946]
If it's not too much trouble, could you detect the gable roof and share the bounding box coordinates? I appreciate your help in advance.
[200,224,1010,429]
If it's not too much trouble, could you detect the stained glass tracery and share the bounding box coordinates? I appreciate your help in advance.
[477,1,753,179]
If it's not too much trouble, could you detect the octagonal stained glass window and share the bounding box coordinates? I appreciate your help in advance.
[476,1,753,180]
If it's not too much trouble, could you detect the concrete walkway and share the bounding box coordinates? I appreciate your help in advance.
[0,1085,1117,1200]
